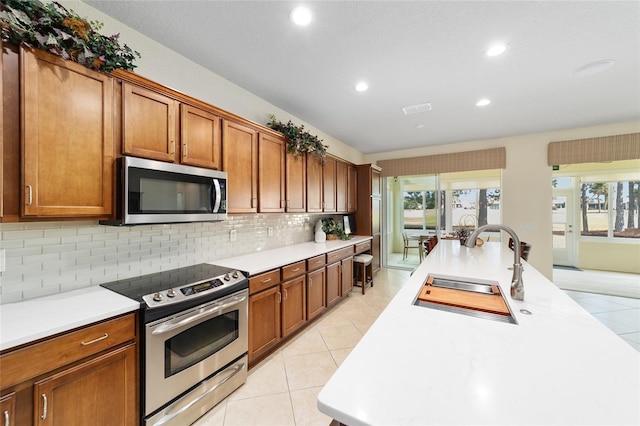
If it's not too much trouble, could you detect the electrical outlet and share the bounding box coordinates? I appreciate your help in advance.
[230,229,237,242]
[268,226,274,237]
[304,221,309,231]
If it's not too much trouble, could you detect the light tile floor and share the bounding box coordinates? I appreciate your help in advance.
[193,266,639,426]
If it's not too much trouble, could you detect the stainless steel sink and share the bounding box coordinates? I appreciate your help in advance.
[413,274,518,324]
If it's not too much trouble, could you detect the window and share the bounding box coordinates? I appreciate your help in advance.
[580,181,640,239]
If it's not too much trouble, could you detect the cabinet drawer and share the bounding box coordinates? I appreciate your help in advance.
[0,313,136,389]
[307,255,326,271]
[326,246,355,264]
[282,261,306,281]
[249,269,281,294]
[355,240,371,254]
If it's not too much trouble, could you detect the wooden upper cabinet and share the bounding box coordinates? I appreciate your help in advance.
[258,133,285,213]
[285,152,306,212]
[223,120,258,213]
[348,165,357,213]
[323,157,337,212]
[122,82,178,162]
[336,161,348,213]
[306,154,323,213]
[21,47,113,218]
[180,104,222,169]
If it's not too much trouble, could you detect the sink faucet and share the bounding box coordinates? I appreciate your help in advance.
[464,224,524,301]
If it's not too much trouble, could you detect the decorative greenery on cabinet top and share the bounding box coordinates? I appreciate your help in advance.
[0,0,140,73]
[267,114,328,162]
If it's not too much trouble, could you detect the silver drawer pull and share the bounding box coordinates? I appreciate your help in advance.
[261,278,272,283]
[81,333,108,346]
[291,268,300,272]
[41,394,47,420]
[4,409,9,426]
[26,185,33,206]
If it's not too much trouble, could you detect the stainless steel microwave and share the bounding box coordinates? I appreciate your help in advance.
[101,156,227,225]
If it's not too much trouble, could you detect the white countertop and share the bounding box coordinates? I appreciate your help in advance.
[0,286,140,351]
[214,235,372,275]
[318,240,640,425]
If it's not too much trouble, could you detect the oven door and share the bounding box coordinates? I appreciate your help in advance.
[144,289,248,415]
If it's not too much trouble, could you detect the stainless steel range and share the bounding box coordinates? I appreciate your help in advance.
[101,264,248,426]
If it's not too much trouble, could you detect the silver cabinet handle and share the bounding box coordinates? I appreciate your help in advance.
[277,292,282,303]
[309,278,313,288]
[283,289,288,300]
[26,185,33,206]
[41,393,47,420]
[81,333,108,346]
[261,278,272,284]
[4,409,9,426]
[291,268,300,272]
[170,140,175,154]
[183,144,188,158]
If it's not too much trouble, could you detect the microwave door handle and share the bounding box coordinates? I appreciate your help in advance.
[151,293,247,335]
[212,179,221,213]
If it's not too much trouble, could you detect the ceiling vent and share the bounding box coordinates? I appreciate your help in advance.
[402,103,432,115]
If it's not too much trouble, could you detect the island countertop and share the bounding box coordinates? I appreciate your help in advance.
[317,240,640,425]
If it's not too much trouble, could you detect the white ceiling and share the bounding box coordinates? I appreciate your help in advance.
[85,1,640,155]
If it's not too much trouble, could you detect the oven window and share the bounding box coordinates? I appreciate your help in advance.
[164,310,239,378]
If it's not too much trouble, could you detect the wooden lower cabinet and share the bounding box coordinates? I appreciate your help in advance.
[248,285,281,362]
[0,392,16,426]
[326,262,342,307]
[307,268,326,320]
[33,344,137,425]
[341,256,354,296]
[0,313,138,426]
[281,276,306,337]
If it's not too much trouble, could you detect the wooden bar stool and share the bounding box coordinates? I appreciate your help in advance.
[353,254,374,295]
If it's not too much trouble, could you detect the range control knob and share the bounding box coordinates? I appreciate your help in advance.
[224,273,231,281]
[153,292,163,302]
[167,289,177,298]
[232,271,239,279]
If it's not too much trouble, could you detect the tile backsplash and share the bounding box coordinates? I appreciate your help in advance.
[0,213,332,304]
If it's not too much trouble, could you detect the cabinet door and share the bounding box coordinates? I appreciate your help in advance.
[307,268,326,320]
[372,234,381,273]
[0,392,16,426]
[122,82,178,162]
[323,157,337,212]
[258,133,285,213]
[341,257,354,296]
[281,276,306,337]
[33,344,137,426]
[372,168,381,196]
[326,262,341,307]
[336,161,348,213]
[306,154,323,213]
[248,286,281,362]
[21,47,114,218]
[285,152,306,212]
[223,120,258,213]
[348,165,357,213]
[180,104,222,169]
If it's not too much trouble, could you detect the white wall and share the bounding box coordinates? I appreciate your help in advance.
[63,1,364,165]
[366,120,640,279]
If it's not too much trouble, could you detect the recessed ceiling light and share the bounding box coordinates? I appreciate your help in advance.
[355,82,369,92]
[573,59,615,77]
[290,6,312,26]
[476,98,491,107]
[485,43,507,57]
[416,124,425,129]
[402,103,432,115]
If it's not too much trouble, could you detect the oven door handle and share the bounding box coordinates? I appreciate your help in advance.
[151,293,247,335]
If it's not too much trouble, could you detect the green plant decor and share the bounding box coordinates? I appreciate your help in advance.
[267,114,328,162]
[322,217,351,241]
[1,0,140,73]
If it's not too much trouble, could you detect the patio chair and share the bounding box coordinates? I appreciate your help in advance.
[402,232,420,260]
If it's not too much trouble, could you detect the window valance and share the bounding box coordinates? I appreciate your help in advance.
[547,132,640,166]
[377,147,506,178]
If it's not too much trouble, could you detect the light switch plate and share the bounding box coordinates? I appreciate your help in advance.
[230,229,237,242]
[268,226,274,237]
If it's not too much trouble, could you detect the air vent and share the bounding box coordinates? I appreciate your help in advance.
[402,103,432,115]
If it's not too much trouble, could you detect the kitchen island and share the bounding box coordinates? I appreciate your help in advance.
[318,240,640,425]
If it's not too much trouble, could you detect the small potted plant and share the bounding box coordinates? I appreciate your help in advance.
[321,217,351,241]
